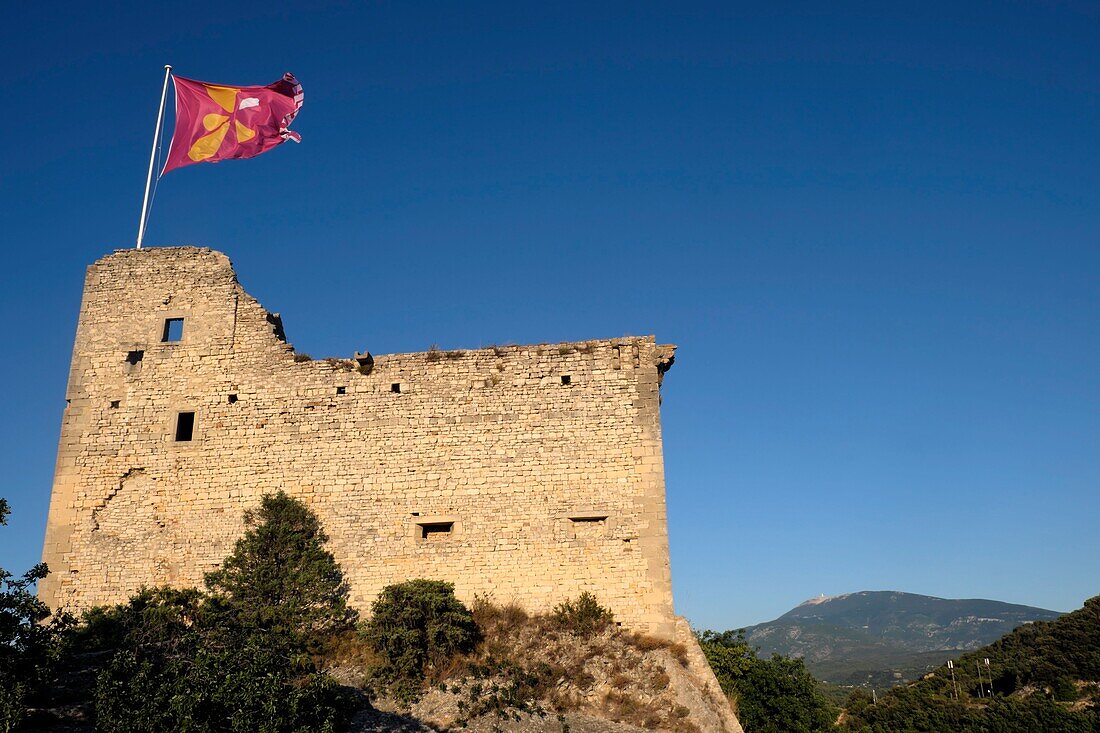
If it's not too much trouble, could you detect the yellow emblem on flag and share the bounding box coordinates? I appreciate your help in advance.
[187,85,259,161]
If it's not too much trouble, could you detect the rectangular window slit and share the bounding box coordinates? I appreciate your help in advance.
[162,318,184,342]
[174,411,195,442]
[391,383,401,393]
[570,515,607,524]
[419,522,453,540]
[228,394,238,404]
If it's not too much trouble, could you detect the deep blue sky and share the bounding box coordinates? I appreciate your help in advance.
[2,1,1098,628]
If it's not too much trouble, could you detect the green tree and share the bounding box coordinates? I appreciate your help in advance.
[0,498,67,733]
[364,579,480,702]
[698,629,755,696]
[204,491,356,640]
[93,493,359,732]
[93,587,352,733]
[738,654,838,733]
[699,628,837,733]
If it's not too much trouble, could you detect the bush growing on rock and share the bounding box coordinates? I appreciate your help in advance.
[552,591,614,636]
[363,579,480,702]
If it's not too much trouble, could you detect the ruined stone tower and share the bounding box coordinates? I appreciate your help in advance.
[40,247,680,634]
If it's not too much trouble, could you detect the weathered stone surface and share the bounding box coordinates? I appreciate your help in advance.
[40,246,679,634]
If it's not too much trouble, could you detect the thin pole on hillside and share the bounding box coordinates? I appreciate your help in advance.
[136,65,172,249]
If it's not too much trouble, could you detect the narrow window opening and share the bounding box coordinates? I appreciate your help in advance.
[561,375,571,385]
[174,411,195,442]
[162,318,184,342]
[419,522,453,540]
[391,383,401,394]
[126,350,144,365]
[569,514,608,539]
[109,400,120,409]
[570,515,607,525]
[336,386,346,395]
[228,394,238,404]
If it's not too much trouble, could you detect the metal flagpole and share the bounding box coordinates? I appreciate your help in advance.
[136,64,173,249]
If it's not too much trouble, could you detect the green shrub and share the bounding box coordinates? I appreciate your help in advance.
[0,681,26,733]
[363,579,479,702]
[454,656,553,726]
[552,592,614,636]
[95,626,352,733]
[204,491,356,644]
[1051,675,1079,702]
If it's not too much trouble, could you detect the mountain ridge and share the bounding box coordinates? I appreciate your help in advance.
[742,590,1061,687]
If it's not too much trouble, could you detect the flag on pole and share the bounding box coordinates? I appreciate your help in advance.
[162,73,303,174]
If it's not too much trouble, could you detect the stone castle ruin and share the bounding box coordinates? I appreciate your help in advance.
[40,247,684,636]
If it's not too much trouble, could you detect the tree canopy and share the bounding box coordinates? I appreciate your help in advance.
[204,491,357,641]
[1,499,68,733]
[699,629,838,733]
[89,492,358,732]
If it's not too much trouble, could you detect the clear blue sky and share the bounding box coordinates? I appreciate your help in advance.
[2,1,1098,629]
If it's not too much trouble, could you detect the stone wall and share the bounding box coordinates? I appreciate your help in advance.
[40,247,679,634]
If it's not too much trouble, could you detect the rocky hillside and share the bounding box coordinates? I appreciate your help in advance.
[743,591,1061,686]
[331,602,742,733]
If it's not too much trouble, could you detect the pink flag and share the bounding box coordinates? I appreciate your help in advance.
[162,73,303,174]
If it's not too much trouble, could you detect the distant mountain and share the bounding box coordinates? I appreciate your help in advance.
[742,591,1061,687]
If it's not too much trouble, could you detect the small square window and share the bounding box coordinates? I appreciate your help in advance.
[126,350,144,365]
[561,375,571,385]
[109,400,120,409]
[162,318,184,342]
[174,411,195,441]
[228,394,238,404]
[336,386,346,395]
[391,383,401,394]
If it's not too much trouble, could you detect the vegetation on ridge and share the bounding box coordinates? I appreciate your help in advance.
[840,595,1100,732]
